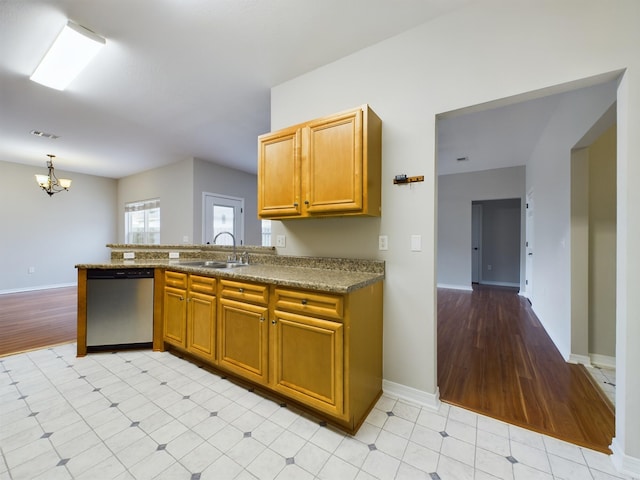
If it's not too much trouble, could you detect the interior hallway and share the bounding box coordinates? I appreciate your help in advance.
[437,285,615,453]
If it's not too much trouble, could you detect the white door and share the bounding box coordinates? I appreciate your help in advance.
[525,190,534,299]
[472,203,482,283]
[203,193,244,246]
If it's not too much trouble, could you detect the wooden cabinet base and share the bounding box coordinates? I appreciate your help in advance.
[162,344,382,434]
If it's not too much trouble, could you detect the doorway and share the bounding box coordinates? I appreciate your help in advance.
[436,76,620,449]
[471,198,521,288]
[203,193,245,246]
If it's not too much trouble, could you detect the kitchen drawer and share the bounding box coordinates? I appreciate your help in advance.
[189,275,216,295]
[165,271,187,289]
[220,279,268,305]
[274,288,343,321]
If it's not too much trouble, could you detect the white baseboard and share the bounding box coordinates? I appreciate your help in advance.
[590,354,616,369]
[568,353,591,366]
[479,280,520,288]
[610,437,640,478]
[382,379,441,410]
[0,283,76,295]
[437,284,472,291]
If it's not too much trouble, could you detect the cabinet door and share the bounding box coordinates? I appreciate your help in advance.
[258,128,302,218]
[187,292,216,361]
[164,287,187,348]
[304,108,363,214]
[218,298,269,384]
[271,310,344,416]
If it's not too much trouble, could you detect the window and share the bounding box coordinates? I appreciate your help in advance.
[125,198,160,244]
[261,220,272,246]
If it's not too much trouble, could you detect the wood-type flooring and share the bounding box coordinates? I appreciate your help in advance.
[0,287,77,357]
[438,284,615,453]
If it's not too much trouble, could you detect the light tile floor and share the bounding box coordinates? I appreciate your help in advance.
[0,344,636,480]
[585,365,616,407]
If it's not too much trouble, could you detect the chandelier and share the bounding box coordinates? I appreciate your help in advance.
[35,154,72,196]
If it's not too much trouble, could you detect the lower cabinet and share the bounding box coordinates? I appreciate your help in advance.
[163,272,216,362]
[162,269,383,433]
[163,272,188,348]
[271,309,344,417]
[218,279,269,384]
[187,275,216,361]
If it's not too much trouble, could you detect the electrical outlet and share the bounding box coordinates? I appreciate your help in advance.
[487,264,492,270]
[123,252,135,259]
[169,252,180,259]
[28,266,35,274]
[276,235,286,247]
[378,235,388,251]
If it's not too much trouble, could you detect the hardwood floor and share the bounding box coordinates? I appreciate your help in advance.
[438,284,615,453]
[0,287,77,357]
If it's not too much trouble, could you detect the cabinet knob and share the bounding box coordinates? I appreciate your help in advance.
[301,299,308,305]
[304,200,309,205]
[293,202,298,207]
[260,316,265,322]
[271,319,277,325]
[179,296,184,301]
[238,288,244,293]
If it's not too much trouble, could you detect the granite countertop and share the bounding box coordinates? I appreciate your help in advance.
[76,258,384,294]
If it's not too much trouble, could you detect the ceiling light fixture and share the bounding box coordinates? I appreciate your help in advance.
[30,20,106,91]
[35,154,72,196]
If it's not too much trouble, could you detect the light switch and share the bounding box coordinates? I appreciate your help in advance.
[411,235,422,252]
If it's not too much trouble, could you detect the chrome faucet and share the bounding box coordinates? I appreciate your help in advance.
[213,231,237,263]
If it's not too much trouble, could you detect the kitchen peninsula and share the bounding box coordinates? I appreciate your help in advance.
[76,244,384,433]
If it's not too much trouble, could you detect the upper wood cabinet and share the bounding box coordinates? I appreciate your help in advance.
[258,105,382,219]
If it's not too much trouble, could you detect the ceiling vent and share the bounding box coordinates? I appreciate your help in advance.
[31,130,60,140]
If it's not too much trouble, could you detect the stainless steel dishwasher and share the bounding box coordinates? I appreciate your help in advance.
[86,268,154,351]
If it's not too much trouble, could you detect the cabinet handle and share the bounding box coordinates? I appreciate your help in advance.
[301,299,308,305]
[238,288,244,293]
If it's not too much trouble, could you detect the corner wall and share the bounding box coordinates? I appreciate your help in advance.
[117,158,194,244]
[192,159,261,246]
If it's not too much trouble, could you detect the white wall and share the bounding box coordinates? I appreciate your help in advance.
[0,160,117,292]
[438,167,525,290]
[270,0,640,472]
[192,159,261,246]
[526,82,616,359]
[117,158,194,244]
[588,125,617,359]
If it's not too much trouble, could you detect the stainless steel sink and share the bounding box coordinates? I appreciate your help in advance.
[180,260,248,269]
